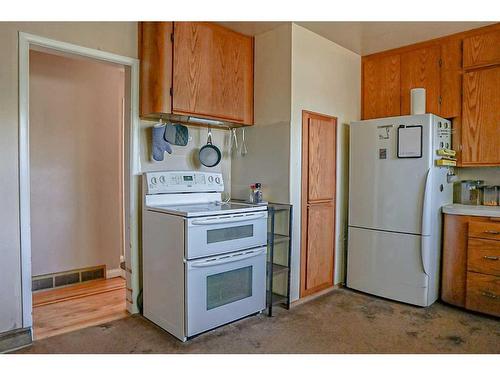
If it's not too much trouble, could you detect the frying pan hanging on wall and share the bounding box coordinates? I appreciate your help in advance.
[199,129,221,167]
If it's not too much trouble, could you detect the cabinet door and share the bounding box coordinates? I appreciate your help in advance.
[307,115,336,202]
[139,22,173,117]
[462,67,500,165]
[301,112,336,297]
[466,272,500,317]
[362,55,401,120]
[440,39,462,119]
[400,46,441,115]
[463,29,500,69]
[441,214,469,307]
[172,22,254,124]
[304,203,335,293]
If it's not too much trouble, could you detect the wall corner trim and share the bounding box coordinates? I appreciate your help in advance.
[0,328,32,353]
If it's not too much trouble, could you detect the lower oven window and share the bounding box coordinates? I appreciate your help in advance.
[206,224,254,244]
[206,266,253,310]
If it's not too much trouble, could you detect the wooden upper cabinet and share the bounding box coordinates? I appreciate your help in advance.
[139,22,254,125]
[362,55,401,120]
[440,39,462,119]
[172,22,254,125]
[463,29,500,69]
[462,67,500,165]
[360,24,500,166]
[400,45,441,116]
[139,22,173,117]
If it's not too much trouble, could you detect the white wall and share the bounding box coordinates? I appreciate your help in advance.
[457,167,500,186]
[140,120,232,197]
[289,24,361,300]
[29,50,124,276]
[0,22,137,334]
[232,23,361,302]
[231,24,292,203]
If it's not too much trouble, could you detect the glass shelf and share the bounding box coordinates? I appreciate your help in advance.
[268,203,292,212]
[267,291,288,306]
[267,233,290,244]
[266,202,292,316]
[267,262,289,276]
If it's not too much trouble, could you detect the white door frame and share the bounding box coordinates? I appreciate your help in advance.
[18,32,141,328]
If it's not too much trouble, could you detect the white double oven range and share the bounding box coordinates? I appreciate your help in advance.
[142,171,268,341]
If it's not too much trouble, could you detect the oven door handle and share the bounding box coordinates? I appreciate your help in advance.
[190,248,266,268]
[191,212,267,226]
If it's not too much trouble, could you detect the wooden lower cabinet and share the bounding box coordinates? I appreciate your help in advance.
[467,238,500,275]
[442,213,500,317]
[442,214,469,306]
[466,272,500,317]
[304,203,335,293]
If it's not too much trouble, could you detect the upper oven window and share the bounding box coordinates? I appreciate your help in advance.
[206,224,254,244]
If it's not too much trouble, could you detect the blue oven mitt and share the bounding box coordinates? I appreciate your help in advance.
[152,123,172,161]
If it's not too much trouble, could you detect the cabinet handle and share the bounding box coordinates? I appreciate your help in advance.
[481,291,498,299]
[483,230,500,235]
[483,256,499,261]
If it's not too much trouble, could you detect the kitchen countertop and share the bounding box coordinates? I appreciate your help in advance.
[442,204,500,218]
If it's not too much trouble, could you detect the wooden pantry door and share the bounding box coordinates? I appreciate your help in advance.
[300,111,337,297]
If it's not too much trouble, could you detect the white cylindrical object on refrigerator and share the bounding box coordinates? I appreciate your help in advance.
[410,88,426,115]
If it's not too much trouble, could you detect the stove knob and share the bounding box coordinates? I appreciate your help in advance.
[215,177,221,184]
[151,177,157,185]
[208,176,214,183]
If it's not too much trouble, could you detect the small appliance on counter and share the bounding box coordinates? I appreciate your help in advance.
[453,180,484,205]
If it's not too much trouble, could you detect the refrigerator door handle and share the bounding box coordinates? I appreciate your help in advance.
[421,168,432,275]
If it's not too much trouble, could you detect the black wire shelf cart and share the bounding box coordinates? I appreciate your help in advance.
[267,203,292,317]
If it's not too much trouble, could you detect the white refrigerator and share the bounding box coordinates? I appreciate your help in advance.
[347,114,453,307]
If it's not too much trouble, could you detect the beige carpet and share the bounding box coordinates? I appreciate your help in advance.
[15,288,500,354]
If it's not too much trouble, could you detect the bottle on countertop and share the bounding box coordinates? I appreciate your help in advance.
[248,184,256,204]
[254,183,263,204]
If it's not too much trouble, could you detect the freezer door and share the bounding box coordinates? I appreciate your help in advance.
[349,116,432,235]
[347,226,430,306]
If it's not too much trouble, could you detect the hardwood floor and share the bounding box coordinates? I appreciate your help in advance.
[33,277,128,340]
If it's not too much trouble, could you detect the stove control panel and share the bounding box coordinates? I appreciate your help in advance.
[145,171,224,194]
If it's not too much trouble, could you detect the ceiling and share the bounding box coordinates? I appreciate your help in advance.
[218,22,495,55]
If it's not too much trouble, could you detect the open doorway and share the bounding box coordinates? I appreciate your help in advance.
[18,33,141,341]
[28,48,127,340]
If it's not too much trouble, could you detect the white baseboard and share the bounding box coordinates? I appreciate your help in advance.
[106,268,125,279]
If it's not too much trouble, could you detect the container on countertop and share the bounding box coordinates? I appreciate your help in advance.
[453,180,484,205]
[482,185,499,206]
